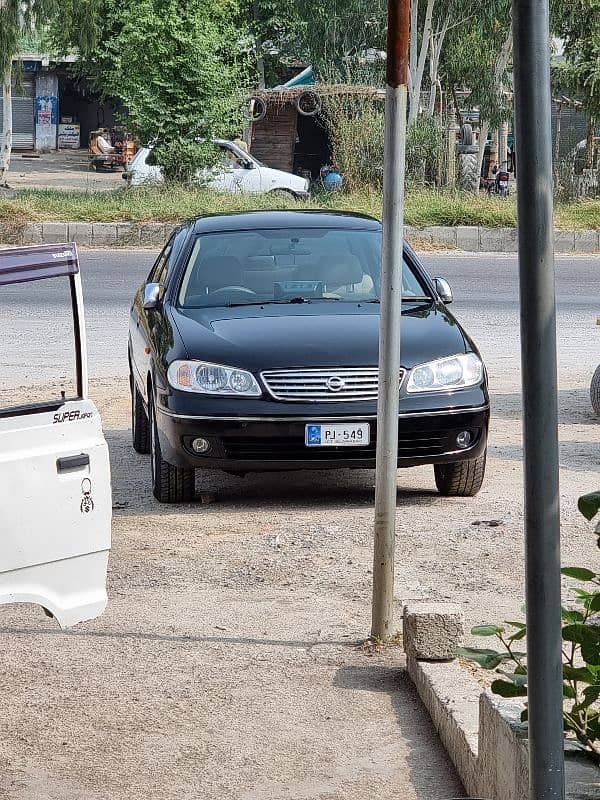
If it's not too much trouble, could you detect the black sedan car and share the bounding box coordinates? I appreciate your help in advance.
[129,211,489,503]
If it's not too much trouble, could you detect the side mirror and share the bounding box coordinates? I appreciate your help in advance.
[244,160,255,170]
[143,282,161,310]
[434,277,453,304]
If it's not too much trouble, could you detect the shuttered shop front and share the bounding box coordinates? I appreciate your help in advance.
[0,78,35,149]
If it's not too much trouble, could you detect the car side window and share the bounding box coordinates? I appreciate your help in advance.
[149,238,174,285]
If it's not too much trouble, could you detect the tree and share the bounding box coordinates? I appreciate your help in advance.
[52,0,249,181]
[241,0,388,86]
[442,2,513,188]
[552,0,600,166]
[0,0,98,184]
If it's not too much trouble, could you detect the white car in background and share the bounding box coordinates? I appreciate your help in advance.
[124,139,310,199]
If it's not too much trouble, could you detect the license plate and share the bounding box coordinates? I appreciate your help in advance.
[305,423,370,447]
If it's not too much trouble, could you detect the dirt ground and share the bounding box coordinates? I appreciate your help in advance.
[5,150,124,192]
[1,362,599,799]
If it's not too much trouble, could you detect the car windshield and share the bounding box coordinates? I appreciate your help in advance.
[178,228,430,308]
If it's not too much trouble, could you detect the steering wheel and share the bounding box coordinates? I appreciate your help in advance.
[210,286,257,296]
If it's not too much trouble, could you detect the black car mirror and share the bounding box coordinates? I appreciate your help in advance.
[143,282,161,310]
[434,277,453,304]
[244,160,255,170]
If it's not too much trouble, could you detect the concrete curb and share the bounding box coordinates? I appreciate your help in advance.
[404,225,600,253]
[0,221,599,253]
[403,603,600,800]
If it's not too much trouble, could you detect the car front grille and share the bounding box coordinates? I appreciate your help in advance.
[222,429,450,462]
[261,367,404,402]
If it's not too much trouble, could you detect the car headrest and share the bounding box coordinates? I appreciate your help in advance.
[317,255,364,288]
[193,255,243,290]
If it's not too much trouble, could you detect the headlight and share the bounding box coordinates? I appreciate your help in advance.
[406,353,483,393]
[167,360,262,396]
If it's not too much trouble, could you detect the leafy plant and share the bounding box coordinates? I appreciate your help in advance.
[323,97,445,192]
[149,139,222,185]
[458,490,600,763]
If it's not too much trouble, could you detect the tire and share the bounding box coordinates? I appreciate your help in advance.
[268,188,298,201]
[591,365,600,416]
[457,152,479,193]
[131,376,151,454]
[296,91,322,117]
[149,398,195,503]
[434,453,486,497]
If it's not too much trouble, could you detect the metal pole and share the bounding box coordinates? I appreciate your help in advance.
[371,0,410,641]
[512,2,565,798]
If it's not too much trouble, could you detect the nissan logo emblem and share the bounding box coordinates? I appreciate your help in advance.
[326,376,345,393]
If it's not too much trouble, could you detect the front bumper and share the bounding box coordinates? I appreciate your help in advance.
[155,404,489,473]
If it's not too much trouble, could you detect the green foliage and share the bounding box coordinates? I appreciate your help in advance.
[51,0,248,182]
[442,1,512,128]
[458,493,600,763]
[1,0,99,77]
[239,0,387,86]
[551,0,600,120]
[406,117,445,186]
[323,98,445,192]
[148,140,222,184]
[322,95,384,192]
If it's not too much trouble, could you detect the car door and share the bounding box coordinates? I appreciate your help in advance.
[209,144,260,193]
[0,244,111,628]
[130,236,175,402]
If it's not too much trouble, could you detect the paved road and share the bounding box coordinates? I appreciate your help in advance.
[1,249,598,388]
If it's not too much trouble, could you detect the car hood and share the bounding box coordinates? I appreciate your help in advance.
[170,302,468,372]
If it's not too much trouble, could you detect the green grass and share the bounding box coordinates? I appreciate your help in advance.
[0,185,598,229]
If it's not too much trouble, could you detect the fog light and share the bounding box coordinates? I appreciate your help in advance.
[456,430,472,449]
[191,437,211,454]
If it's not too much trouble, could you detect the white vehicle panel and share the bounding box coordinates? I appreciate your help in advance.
[127,140,309,197]
[0,244,111,628]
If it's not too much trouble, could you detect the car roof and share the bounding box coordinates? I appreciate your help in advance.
[188,210,381,235]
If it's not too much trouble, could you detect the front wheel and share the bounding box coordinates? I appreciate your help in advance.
[434,453,486,497]
[131,376,151,454]
[591,365,600,416]
[150,399,195,503]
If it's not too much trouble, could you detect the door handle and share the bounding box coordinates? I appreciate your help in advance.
[57,453,90,472]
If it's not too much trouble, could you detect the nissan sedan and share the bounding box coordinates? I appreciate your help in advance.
[129,211,489,503]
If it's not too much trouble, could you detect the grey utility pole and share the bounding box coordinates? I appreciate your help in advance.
[371,0,410,641]
[512,1,565,798]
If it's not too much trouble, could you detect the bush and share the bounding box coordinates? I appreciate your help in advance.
[458,491,600,764]
[323,97,445,191]
[406,116,445,187]
[323,95,385,192]
[148,139,222,184]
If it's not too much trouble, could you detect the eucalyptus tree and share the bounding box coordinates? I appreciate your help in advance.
[442,0,513,187]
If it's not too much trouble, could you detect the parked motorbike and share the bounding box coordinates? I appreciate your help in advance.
[487,161,511,197]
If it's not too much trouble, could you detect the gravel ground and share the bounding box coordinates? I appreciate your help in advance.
[1,370,598,800]
[1,252,599,799]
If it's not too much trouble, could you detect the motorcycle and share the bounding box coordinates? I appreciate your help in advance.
[487,161,511,197]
